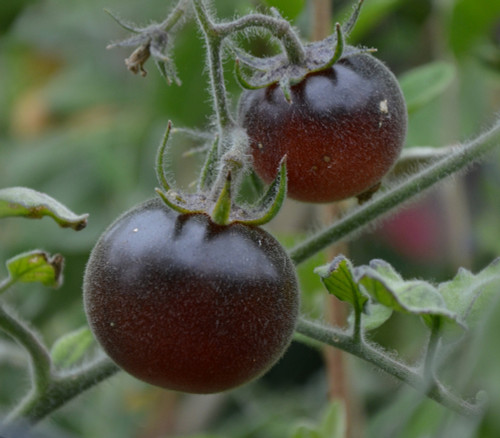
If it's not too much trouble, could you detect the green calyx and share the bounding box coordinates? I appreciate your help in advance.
[234,0,374,101]
[155,121,287,227]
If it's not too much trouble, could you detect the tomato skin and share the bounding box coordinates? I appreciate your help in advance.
[83,198,299,394]
[239,52,407,203]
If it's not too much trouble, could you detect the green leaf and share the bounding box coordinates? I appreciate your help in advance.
[439,258,500,327]
[0,187,88,230]
[314,255,368,311]
[50,327,94,368]
[358,260,463,332]
[263,0,305,20]
[5,250,64,288]
[399,62,456,114]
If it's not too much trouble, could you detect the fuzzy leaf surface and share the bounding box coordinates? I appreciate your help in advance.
[0,187,88,230]
[358,259,463,332]
[439,258,500,327]
[314,255,368,310]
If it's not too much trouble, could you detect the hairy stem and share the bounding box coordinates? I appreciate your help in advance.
[296,317,483,417]
[290,118,500,265]
[192,0,234,134]
[0,304,52,396]
[160,0,190,31]
[424,319,442,382]
[6,355,119,424]
[217,14,306,65]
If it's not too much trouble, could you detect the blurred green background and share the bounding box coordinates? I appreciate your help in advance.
[1,0,500,437]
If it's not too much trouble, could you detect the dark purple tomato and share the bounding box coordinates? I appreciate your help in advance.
[239,52,408,203]
[83,198,299,394]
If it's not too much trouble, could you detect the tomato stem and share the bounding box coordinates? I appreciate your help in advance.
[6,354,119,425]
[192,0,235,137]
[0,303,52,414]
[296,317,484,417]
[217,13,306,66]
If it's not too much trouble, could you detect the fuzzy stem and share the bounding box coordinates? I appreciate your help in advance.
[290,118,500,265]
[217,14,306,65]
[6,355,119,424]
[424,318,442,382]
[352,297,362,344]
[160,0,190,31]
[0,304,52,397]
[296,317,483,417]
[192,0,235,134]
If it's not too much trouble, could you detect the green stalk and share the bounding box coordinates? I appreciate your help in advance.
[160,0,190,31]
[6,355,119,424]
[217,13,306,65]
[296,317,483,417]
[0,304,52,397]
[290,118,500,265]
[0,277,16,295]
[192,0,235,135]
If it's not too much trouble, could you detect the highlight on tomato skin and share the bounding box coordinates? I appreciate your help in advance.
[83,198,300,394]
[238,51,408,203]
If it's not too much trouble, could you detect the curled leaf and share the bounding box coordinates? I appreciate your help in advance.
[315,255,369,311]
[5,250,64,289]
[0,187,88,231]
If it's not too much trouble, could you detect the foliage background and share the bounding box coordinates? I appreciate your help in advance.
[0,0,500,437]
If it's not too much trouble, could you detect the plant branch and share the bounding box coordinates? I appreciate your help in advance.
[160,0,191,31]
[217,14,306,65]
[0,304,52,396]
[191,0,307,138]
[296,317,483,417]
[6,354,119,424]
[424,318,442,382]
[0,301,119,425]
[290,118,500,265]
[192,0,234,134]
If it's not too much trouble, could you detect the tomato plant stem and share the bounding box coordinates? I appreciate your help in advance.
[424,318,442,382]
[160,0,190,32]
[192,0,235,137]
[6,355,119,425]
[217,14,306,65]
[296,317,483,417]
[289,117,500,265]
[0,304,52,398]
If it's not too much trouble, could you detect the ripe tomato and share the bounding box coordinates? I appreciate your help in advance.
[83,198,299,394]
[239,52,407,203]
